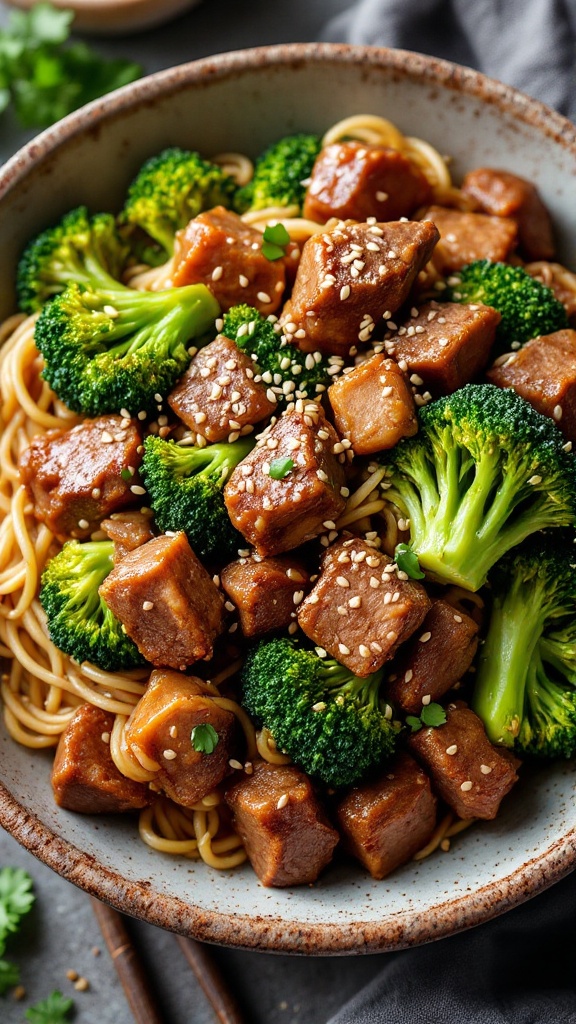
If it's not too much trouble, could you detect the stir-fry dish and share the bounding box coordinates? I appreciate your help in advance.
[2,114,576,887]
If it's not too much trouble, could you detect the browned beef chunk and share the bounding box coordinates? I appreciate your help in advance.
[487,329,576,442]
[224,405,346,556]
[18,415,143,539]
[101,510,155,562]
[524,262,576,323]
[98,532,224,670]
[171,206,285,315]
[385,300,501,395]
[408,703,520,820]
[279,219,439,356]
[168,334,276,443]
[385,599,479,714]
[125,669,237,808]
[220,554,310,637]
[298,537,431,677]
[335,751,437,879]
[461,168,555,261]
[424,205,518,274]
[51,704,150,814]
[225,760,339,887]
[328,353,417,454]
[303,142,433,224]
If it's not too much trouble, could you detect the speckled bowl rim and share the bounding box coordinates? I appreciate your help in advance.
[1,42,576,954]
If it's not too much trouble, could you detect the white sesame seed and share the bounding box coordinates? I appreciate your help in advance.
[419,631,432,643]
[421,694,431,706]
[340,284,351,300]
[276,793,289,809]
[211,265,223,281]
[446,744,458,755]
[315,647,327,658]
[460,780,473,792]
[453,614,463,623]
[130,485,146,496]
[338,643,351,655]
[554,404,563,420]
[404,669,414,683]
[528,475,542,485]
[163,749,177,760]
[169,725,178,739]
[336,576,350,588]
[480,764,493,774]
[142,601,154,611]
[312,701,327,712]
[307,593,319,604]
[349,595,362,608]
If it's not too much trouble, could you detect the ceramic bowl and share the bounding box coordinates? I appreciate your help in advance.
[3,0,202,35]
[1,44,575,954]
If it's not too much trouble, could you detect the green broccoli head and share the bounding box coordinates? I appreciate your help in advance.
[221,304,336,407]
[234,133,322,214]
[118,147,238,265]
[472,533,576,759]
[446,260,569,355]
[39,539,144,672]
[141,434,253,560]
[34,279,220,416]
[242,636,397,788]
[381,383,576,592]
[16,206,129,314]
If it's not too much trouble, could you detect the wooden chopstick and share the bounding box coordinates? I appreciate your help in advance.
[176,934,246,1024]
[90,897,165,1024]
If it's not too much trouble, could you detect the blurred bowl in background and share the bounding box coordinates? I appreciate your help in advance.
[2,0,202,35]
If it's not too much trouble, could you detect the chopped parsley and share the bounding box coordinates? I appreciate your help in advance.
[394,542,425,580]
[261,223,291,261]
[268,457,294,480]
[191,723,219,754]
[25,990,74,1024]
[406,702,447,732]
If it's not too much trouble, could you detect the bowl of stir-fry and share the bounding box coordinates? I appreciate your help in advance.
[1,43,575,953]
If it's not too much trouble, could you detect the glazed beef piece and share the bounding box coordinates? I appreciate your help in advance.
[524,262,576,323]
[487,329,576,442]
[220,554,310,638]
[461,168,555,261]
[224,405,346,556]
[171,206,285,315]
[335,751,437,879]
[424,205,518,274]
[125,670,237,808]
[279,218,439,356]
[51,704,150,814]
[327,353,417,454]
[297,537,431,677]
[225,760,339,887]
[18,414,143,539]
[99,531,225,670]
[168,334,276,443]
[303,141,432,224]
[385,599,479,714]
[101,510,155,562]
[385,299,501,395]
[409,703,520,820]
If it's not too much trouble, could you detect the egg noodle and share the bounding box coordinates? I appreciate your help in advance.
[0,115,471,868]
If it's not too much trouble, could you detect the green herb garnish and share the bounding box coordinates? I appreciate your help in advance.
[0,867,34,999]
[268,457,294,480]
[261,223,291,261]
[191,723,219,754]
[406,703,447,733]
[25,990,74,1024]
[0,958,20,995]
[394,542,425,580]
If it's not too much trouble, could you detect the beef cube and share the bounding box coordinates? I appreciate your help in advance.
[18,414,143,539]
[224,405,346,556]
[328,354,417,454]
[409,703,520,819]
[303,142,432,224]
[424,205,518,274]
[462,168,555,261]
[125,669,237,808]
[168,334,276,442]
[385,599,479,714]
[525,262,576,323]
[279,219,439,356]
[225,760,339,887]
[487,329,576,441]
[51,704,150,814]
[298,537,431,677]
[171,206,285,315]
[335,752,437,879]
[221,554,310,637]
[101,510,155,562]
[99,531,224,670]
[386,300,501,394]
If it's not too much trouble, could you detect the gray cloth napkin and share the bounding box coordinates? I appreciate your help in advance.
[321,0,576,121]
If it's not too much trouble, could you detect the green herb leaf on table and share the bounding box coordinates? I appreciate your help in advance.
[191,723,219,754]
[261,222,291,260]
[394,542,425,580]
[268,457,294,479]
[0,957,20,995]
[25,990,74,1024]
[0,867,34,945]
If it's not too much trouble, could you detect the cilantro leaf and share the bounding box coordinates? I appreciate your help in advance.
[0,957,20,995]
[25,990,74,1024]
[191,723,219,754]
[394,542,425,580]
[405,715,423,733]
[0,867,34,945]
[262,223,291,261]
[268,457,294,479]
[420,702,448,728]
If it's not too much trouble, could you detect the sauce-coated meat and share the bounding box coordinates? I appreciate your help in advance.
[328,353,418,454]
[462,168,555,261]
[221,554,310,637]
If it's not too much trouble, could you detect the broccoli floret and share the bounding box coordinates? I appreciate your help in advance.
[118,147,237,265]
[234,133,322,214]
[242,636,397,788]
[141,434,253,560]
[221,304,334,407]
[380,383,576,592]
[16,206,129,314]
[39,539,144,672]
[34,279,220,416]
[472,535,576,759]
[446,260,569,355]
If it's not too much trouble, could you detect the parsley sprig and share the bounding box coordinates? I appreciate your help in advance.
[25,990,74,1024]
[0,866,34,995]
[406,703,447,732]
[191,723,219,754]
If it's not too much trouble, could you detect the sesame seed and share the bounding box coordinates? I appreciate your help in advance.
[446,744,458,755]
[163,749,177,760]
[315,647,327,658]
[229,758,243,770]
[169,725,178,739]
[386,630,398,642]
[480,764,493,774]
[77,518,90,530]
[276,793,289,809]
[340,285,351,300]
[336,576,350,588]
[554,404,563,420]
[257,291,271,304]
[101,732,110,744]
[338,643,351,655]
[421,694,431,706]
[419,631,432,643]
[307,593,319,604]
[460,780,473,792]
[239,275,249,287]
[211,265,223,281]
[142,601,154,611]
[101,430,114,443]
[312,701,327,712]
[359,644,370,657]
[376,190,388,201]
[404,669,414,683]
[370,576,381,588]
[130,485,146,495]
[528,475,542,485]
[453,614,463,623]
[349,595,362,608]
